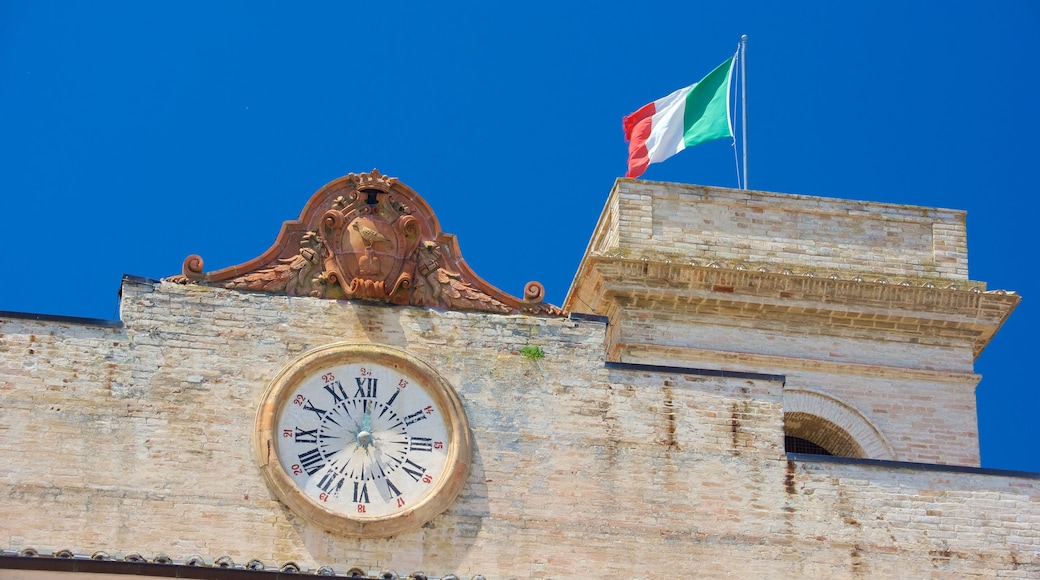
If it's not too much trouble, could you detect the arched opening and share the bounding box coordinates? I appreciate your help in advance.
[784,411,865,458]
[784,435,832,456]
[782,388,895,460]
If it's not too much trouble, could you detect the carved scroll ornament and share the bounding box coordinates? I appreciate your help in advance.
[170,170,562,316]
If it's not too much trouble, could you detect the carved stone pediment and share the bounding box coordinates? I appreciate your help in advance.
[171,170,562,316]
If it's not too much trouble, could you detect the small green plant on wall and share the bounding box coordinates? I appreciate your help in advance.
[520,345,545,359]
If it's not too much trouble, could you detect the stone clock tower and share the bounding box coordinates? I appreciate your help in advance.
[1,171,1036,578]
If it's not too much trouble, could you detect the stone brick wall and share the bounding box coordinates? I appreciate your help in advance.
[611,308,983,466]
[785,457,1039,578]
[600,179,972,282]
[1,280,1036,578]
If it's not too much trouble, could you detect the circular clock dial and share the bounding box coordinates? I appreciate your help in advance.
[255,344,471,537]
[276,362,449,518]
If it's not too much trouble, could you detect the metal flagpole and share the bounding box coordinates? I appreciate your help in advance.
[741,35,748,190]
[730,43,742,190]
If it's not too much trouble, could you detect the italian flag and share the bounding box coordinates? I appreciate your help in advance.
[623,56,736,179]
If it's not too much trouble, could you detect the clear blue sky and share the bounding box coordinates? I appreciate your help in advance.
[1,2,1037,472]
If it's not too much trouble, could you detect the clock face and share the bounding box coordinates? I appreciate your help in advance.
[277,361,449,517]
[255,344,471,537]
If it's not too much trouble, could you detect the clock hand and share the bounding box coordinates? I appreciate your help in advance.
[357,409,375,451]
[362,410,372,436]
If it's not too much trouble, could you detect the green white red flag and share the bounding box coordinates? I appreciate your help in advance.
[623,56,736,178]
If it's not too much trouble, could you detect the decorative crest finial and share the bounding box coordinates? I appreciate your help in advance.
[348,169,397,193]
[170,171,562,316]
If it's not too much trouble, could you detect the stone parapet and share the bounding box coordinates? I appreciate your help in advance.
[575,179,977,284]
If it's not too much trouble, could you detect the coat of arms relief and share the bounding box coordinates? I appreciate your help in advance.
[171,170,562,316]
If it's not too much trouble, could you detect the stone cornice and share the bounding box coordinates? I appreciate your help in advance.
[570,255,1019,360]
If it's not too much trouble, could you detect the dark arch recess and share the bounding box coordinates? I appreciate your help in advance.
[784,411,865,458]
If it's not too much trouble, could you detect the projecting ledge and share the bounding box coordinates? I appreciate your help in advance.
[787,453,1040,479]
[609,342,983,383]
[567,258,1018,360]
